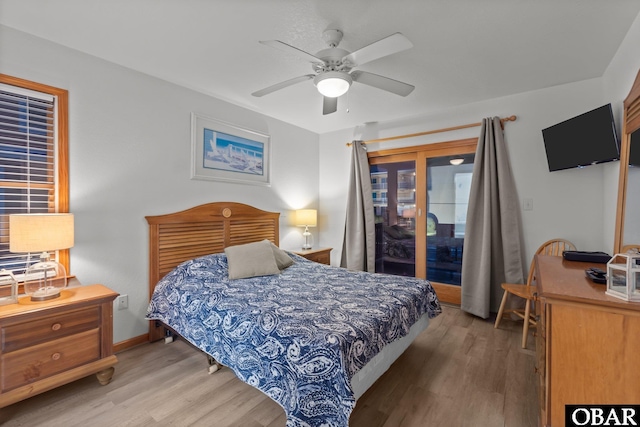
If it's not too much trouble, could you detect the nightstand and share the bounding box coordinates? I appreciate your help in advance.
[293,248,332,265]
[0,284,119,408]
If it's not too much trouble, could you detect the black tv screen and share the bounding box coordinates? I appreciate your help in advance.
[542,104,619,172]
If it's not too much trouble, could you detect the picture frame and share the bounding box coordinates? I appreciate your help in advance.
[191,113,270,186]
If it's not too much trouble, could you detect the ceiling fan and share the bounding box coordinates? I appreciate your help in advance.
[251,29,415,115]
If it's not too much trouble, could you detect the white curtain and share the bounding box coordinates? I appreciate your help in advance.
[461,117,524,318]
[341,140,376,272]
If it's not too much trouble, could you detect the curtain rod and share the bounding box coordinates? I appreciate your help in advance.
[346,115,517,146]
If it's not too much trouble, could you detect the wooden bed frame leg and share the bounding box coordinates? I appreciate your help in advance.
[164,329,175,344]
[207,355,223,374]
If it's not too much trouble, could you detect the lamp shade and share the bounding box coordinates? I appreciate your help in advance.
[402,208,416,219]
[9,213,75,253]
[296,209,317,227]
[314,72,352,98]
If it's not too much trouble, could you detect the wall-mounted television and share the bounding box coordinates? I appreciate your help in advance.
[542,104,619,172]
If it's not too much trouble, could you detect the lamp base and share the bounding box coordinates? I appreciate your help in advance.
[302,228,314,250]
[30,286,62,302]
[24,259,67,302]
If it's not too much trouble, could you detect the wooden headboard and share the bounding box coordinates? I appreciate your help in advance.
[145,202,280,341]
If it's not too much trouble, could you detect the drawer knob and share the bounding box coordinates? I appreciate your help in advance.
[51,352,61,361]
[51,323,62,331]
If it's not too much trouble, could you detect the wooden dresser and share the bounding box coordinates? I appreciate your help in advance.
[535,255,640,427]
[0,284,118,408]
[293,247,332,265]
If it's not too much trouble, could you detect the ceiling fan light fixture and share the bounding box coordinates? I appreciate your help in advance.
[450,158,464,166]
[314,72,352,98]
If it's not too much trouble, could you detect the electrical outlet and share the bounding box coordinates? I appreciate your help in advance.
[523,198,533,211]
[116,294,128,310]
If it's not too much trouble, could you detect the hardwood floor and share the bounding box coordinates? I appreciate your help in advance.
[0,305,538,426]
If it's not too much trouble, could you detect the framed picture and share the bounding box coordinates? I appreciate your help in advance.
[191,113,270,186]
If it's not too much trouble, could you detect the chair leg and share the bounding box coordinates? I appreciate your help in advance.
[522,299,531,348]
[494,290,509,329]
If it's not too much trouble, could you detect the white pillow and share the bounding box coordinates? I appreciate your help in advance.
[224,240,280,279]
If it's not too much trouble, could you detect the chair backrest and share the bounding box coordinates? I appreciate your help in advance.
[526,238,576,286]
[621,244,640,254]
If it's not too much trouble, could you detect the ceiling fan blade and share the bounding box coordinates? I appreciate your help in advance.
[342,33,413,67]
[351,70,415,96]
[259,40,326,65]
[323,96,338,115]
[251,74,315,97]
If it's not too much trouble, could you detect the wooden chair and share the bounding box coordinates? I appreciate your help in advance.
[494,238,576,348]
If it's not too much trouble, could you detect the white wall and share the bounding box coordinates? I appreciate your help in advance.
[0,25,320,343]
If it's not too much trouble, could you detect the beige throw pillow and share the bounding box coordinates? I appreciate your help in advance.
[270,242,294,269]
[224,240,280,279]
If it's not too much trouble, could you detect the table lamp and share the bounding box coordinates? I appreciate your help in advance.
[9,213,74,301]
[296,209,317,250]
[402,208,415,228]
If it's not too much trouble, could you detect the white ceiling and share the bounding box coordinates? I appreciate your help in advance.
[1,0,639,134]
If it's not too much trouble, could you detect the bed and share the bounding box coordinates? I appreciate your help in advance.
[145,202,441,427]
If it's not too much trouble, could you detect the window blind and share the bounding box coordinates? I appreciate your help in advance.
[0,84,57,273]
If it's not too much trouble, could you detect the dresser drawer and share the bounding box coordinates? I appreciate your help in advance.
[1,328,100,392]
[311,252,330,265]
[294,248,332,265]
[1,306,100,353]
[0,284,118,409]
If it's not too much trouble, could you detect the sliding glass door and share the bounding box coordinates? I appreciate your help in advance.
[425,154,474,300]
[371,160,416,276]
[369,139,476,304]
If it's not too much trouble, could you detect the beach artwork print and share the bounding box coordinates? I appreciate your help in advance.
[203,128,264,176]
[191,113,270,186]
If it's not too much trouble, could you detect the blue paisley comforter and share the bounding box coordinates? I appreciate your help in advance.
[146,252,441,427]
